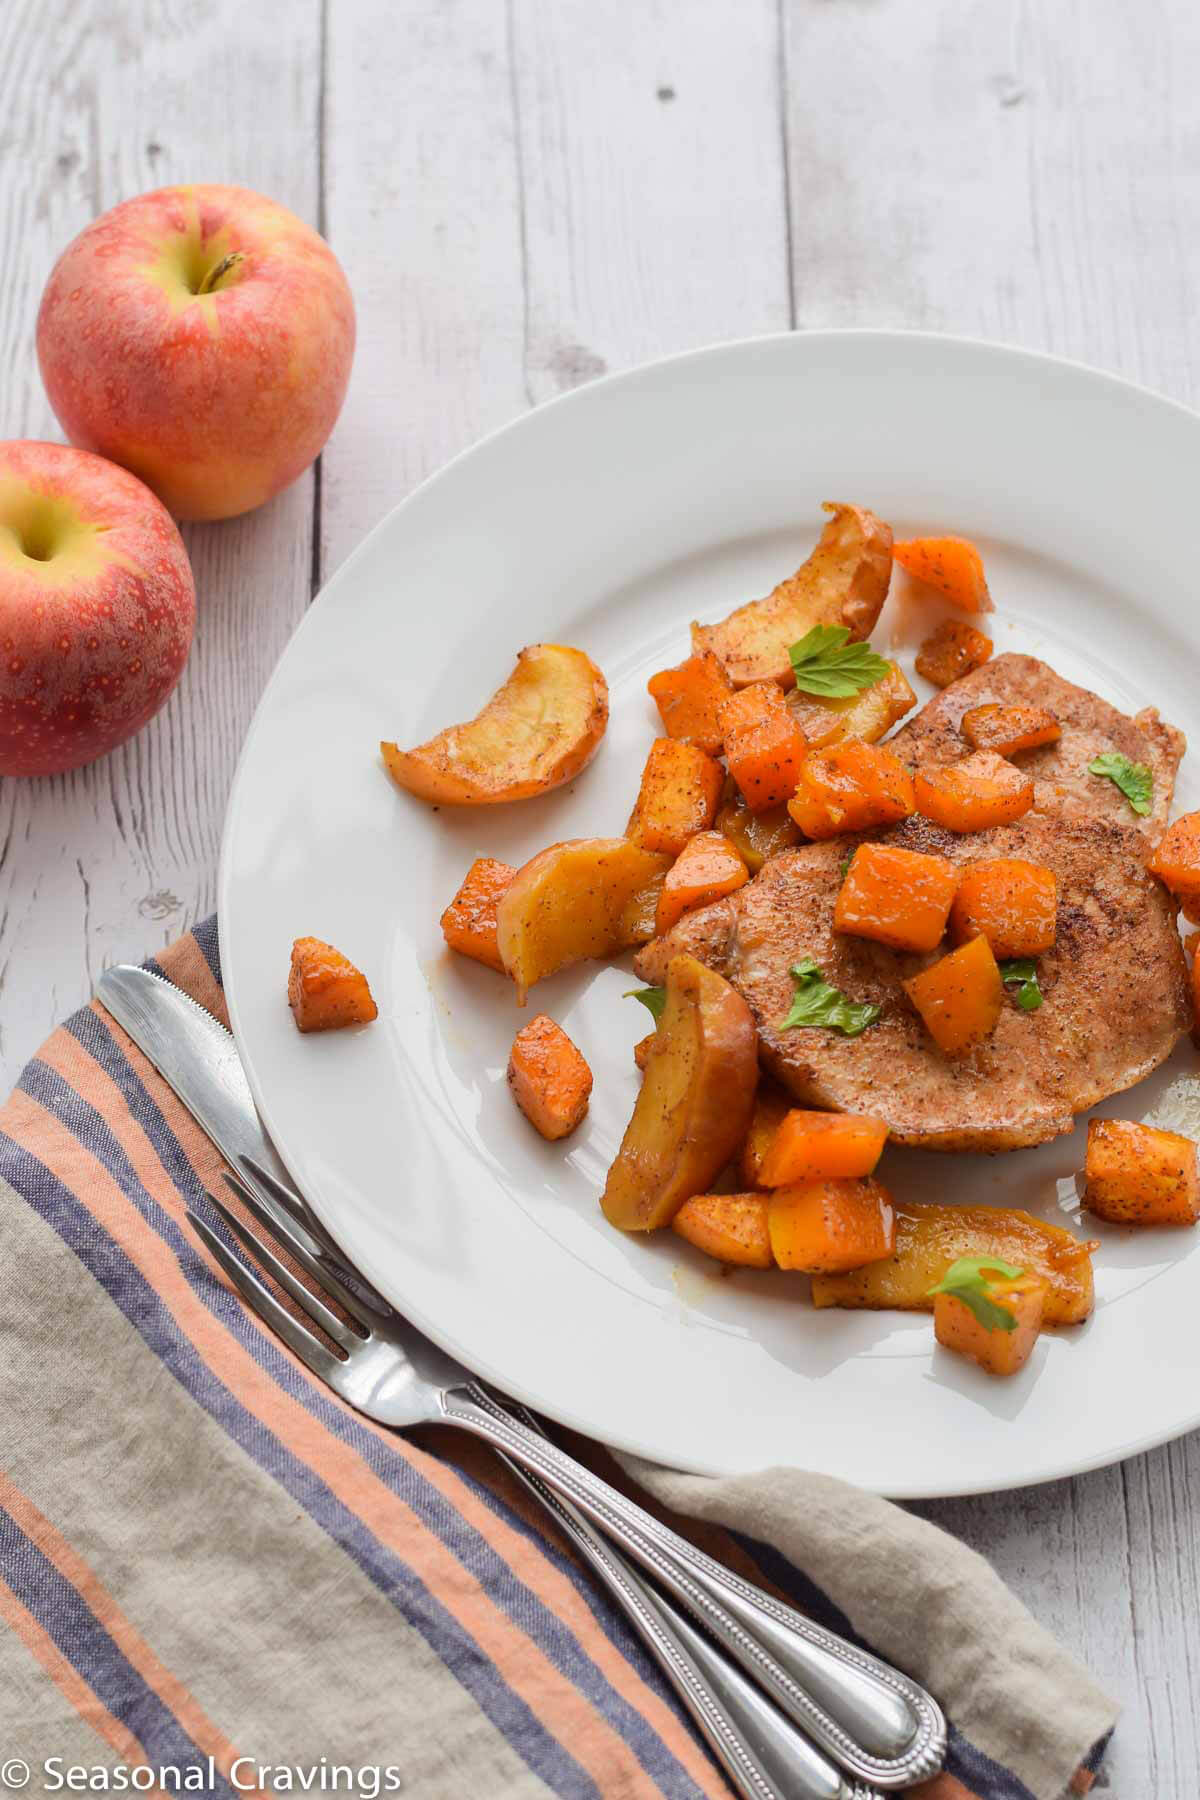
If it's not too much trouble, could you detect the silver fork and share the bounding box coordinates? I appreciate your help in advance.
[187,1163,945,1792]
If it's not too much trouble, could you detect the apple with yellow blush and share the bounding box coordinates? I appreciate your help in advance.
[0,440,194,776]
[36,184,355,521]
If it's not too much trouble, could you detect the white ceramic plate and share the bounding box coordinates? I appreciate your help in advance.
[220,331,1200,1498]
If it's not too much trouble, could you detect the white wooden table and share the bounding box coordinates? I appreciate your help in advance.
[2,3,1197,1790]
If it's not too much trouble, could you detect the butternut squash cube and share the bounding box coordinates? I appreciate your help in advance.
[1147,810,1200,899]
[914,619,993,688]
[288,938,378,1033]
[655,831,749,934]
[1083,1119,1200,1226]
[961,703,1060,756]
[903,935,1004,1055]
[647,650,732,755]
[672,1192,772,1267]
[628,738,724,854]
[758,1110,888,1186]
[440,857,516,973]
[949,859,1058,959]
[720,684,809,814]
[914,750,1033,832]
[893,535,992,612]
[834,842,960,952]
[933,1272,1046,1377]
[507,1015,592,1141]
[768,1177,896,1273]
[787,737,916,839]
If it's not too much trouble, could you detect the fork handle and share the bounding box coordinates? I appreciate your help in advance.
[497,1445,875,1800]
[441,1389,944,1791]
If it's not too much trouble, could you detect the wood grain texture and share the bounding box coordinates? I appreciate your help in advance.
[2,2,1198,1790]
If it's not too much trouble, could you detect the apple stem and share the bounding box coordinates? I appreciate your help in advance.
[197,251,245,295]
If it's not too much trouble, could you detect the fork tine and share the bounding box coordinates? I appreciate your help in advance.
[222,1169,385,1331]
[238,1154,328,1238]
[238,1154,393,1313]
[204,1185,362,1353]
[186,1208,345,1385]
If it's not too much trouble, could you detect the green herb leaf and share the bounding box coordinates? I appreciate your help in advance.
[1089,752,1153,817]
[928,1255,1026,1333]
[999,959,1043,1012]
[788,624,892,699]
[781,957,881,1037]
[625,986,666,1023]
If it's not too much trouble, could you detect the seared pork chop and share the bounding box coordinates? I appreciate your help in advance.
[636,657,1189,1152]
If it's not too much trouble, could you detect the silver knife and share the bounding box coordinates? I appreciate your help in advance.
[94,962,894,1798]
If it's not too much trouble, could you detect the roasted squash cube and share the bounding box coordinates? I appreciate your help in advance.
[949,859,1057,959]
[903,935,1004,1055]
[1083,1119,1200,1226]
[440,857,516,973]
[961,703,1060,756]
[914,750,1033,832]
[628,738,724,854]
[672,1192,772,1267]
[647,650,732,754]
[768,1177,896,1273]
[758,1110,888,1186]
[914,619,993,688]
[655,831,749,934]
[933,1272,1046,1377]
[893,535,992,612]
[720,684,809,814]
[834,842,960,952]
[787,737,915,839]
[288,938,379,1033]
[508,1015,593,1141]
[1147,810,1200,899]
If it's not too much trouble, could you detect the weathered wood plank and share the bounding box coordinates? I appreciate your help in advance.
[0,0,322,1082]
[319,0,788,577]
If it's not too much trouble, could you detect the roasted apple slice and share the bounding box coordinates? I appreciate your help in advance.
[811,1201,1096,1325]
[601,953,757,1232]
[691,502,892,688]
[382,643,608,805]
[496,837,671,1002]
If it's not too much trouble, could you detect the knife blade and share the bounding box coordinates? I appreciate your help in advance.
[95,963,370,1284]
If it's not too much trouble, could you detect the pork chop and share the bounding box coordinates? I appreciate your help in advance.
[635,657,1189,1152]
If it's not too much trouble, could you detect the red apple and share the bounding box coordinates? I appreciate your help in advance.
[36,184,355,522]
[0,440,194,776]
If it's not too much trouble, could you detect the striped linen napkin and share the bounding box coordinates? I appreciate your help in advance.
[0,918,1116,1800]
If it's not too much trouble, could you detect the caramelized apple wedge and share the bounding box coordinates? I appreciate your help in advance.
[811,1201,1096,1325]
[692,502,892,688]
[602,954,757,1232]
[496,837,670,1002]
[382,643,608,805]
